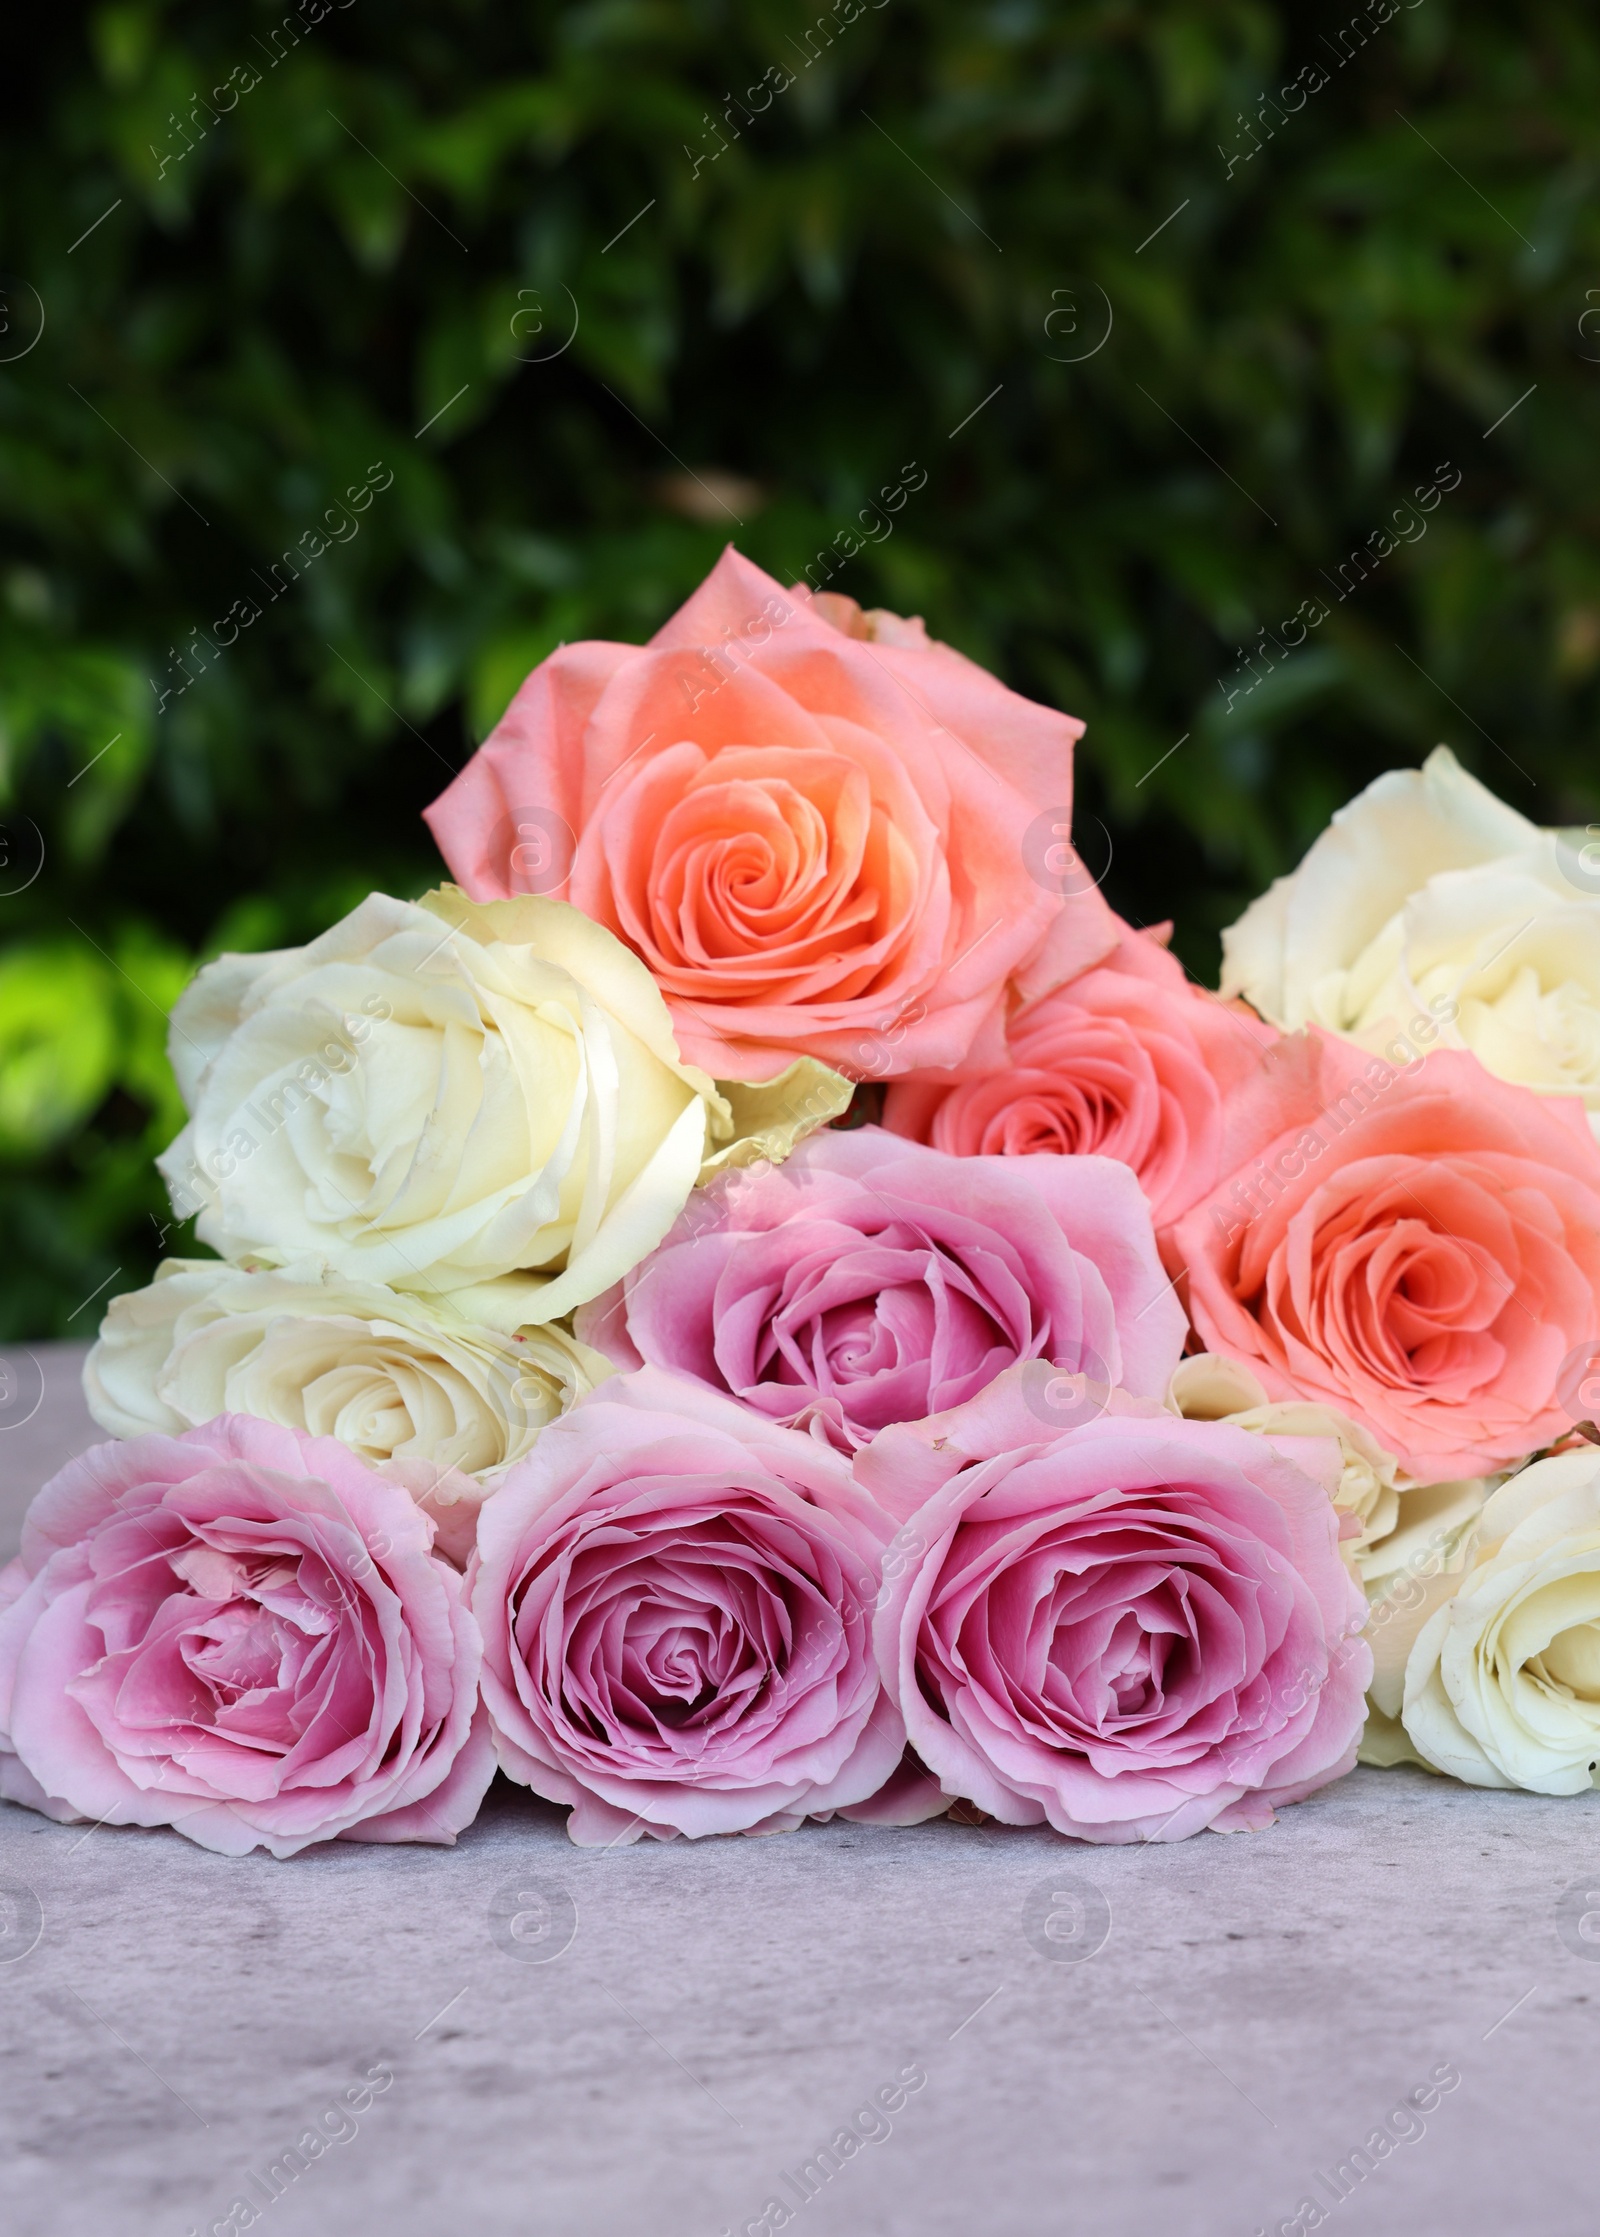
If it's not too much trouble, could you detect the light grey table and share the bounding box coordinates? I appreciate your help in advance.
[2,1342,1596,2236]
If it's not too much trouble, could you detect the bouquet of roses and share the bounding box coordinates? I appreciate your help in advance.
[6,550,1600,1858]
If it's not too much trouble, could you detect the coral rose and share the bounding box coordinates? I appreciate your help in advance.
[575,1126,1186,1453]
[424,548,1118,1082]
[884,922,1282,1224]
[857,1369,1369,1841]
[1170,1034,1600,1482]
[0,1417,492,1856]
[467,1369,902,1843]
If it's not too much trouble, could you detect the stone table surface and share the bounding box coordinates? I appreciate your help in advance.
[1,1341,1597,2237]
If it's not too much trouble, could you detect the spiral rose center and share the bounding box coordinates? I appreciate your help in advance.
[1099,1616,1167,1716]
[634,1616,731,1723]
[1533,1621,1600,1701]
[938,1068,1135,1161]
[756,1242,1014,1419]
[182,1601,306,1709]
[1302,1193,1509,1398]
[609,747,919,1008]
[104,1539,359,1743]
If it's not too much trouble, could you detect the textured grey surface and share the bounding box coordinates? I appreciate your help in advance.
[2,1343,1598,2237]
[0,1340,103,1562]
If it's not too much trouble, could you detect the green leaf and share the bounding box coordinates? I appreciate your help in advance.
[0,945,119,1158]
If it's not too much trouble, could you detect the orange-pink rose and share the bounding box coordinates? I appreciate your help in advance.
[1170,1034,1600,1482]
[424,549,1118,1082]
[883,922,1281,1224]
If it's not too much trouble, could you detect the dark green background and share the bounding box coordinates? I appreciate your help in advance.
[3,0,1597,1333]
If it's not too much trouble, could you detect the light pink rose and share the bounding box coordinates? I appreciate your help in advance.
[423,548,1118,1082]
[575,1125,1186,1454]
[466,1368,904,1843]
[0,1417,492,1858]
[883,922,1282,1224]
[858,1369,1369,1841]
[1169,1033,1600,1481]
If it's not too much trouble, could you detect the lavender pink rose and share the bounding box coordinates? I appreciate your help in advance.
[576,1126,1186,1453]
[0,1416,492,1857]
[856,1370,1369,1841]
[467,1369,903,1843]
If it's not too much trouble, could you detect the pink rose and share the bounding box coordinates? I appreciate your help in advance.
[859,1369,1369,1841]
[0,1417,492,1857]
[466,1369,903,1843]
[575,1125,1186,1453]
[423,548,1118,1082]
[884,922,1281,1224]
[1170,1034,1600,1481]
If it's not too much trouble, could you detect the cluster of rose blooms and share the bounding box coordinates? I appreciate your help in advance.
[5,551,1600,1860]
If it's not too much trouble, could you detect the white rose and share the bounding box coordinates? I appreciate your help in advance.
[84,1258,610,1491]
[1402,1445,1600,1792]
[1356,1476,1489,1769]
[1169,1351,1466,1566]
[1220,745,1600,1135]
[157,888,846,1313]
[1168,1353,1487,1767]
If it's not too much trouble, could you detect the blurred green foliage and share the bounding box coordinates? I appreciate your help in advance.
[3,0,1598,1332]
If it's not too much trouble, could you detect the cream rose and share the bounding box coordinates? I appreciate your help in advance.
[1357,1474,1490,1768]
[1169,1352,1404,1562]
[158,888,846,1313]
[1220,745,1600,1135]
[1401,1447,1600,1792]
[85,1257,610,1482]
[1168,1353,1487,1768]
